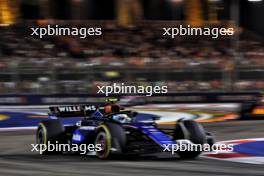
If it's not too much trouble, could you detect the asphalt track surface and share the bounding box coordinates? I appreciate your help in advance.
[0,121,264,176]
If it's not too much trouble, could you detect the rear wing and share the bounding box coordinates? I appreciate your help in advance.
[49,105,97,117]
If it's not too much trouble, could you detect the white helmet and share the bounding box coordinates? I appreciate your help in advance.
[112,114,131,123]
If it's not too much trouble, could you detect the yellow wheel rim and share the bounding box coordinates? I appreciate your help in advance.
[96,125,111,159]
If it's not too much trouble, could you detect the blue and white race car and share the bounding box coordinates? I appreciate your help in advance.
[36,102,214,159]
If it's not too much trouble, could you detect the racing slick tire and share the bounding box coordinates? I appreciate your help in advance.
[36,119,65,155]
[95,122,126,159]
[173,120,206,159]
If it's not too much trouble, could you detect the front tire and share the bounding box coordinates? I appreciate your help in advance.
[173,120,206,159]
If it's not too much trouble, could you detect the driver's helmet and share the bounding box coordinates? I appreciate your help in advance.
[112,114,131,123]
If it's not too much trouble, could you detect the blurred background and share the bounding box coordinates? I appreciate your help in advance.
[0,0,263,94]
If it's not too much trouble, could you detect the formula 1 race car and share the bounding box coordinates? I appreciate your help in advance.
[240,97,264,120]
[36,102,215,159]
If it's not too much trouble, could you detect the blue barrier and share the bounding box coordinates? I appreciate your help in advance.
[0,92,261,105]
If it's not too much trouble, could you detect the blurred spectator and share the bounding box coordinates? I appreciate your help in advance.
[0,21,263,94]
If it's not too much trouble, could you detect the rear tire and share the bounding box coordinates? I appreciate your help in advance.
[36,119,65,155]
[95,122,126,159]
[173,120,206,159]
